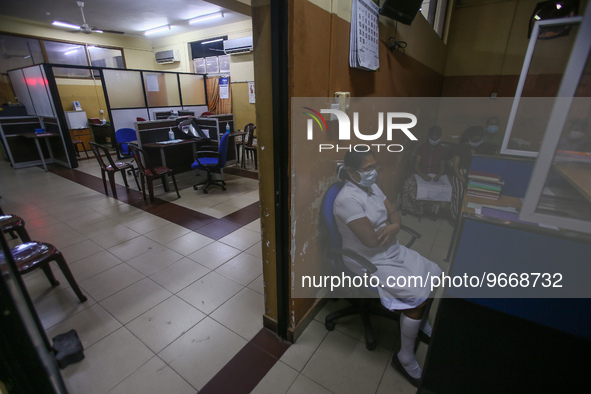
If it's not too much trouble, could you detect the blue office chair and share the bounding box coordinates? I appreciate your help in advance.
[321,181,421,350]
[191,131,230,194]
[115,128,137,158]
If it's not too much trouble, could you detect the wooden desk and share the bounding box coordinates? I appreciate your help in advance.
[90,123,116,151]
[553,162,591,203]
[20,132,60,172]
[142,139,208,191]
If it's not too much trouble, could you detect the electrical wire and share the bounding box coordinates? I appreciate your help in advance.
[388,21,407,54]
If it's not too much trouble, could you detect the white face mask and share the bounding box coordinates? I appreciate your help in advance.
[468,140,483,147]
[356,169,378,187]
[429,138,440,146]
[487,126,499,134]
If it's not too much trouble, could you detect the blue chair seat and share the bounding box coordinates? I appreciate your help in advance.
[191,157,219,168]
[192,132,230,194]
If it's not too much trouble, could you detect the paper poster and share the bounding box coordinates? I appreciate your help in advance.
[205,56,219,74]
[349,0,379,71]
[219,77,229,99]
[145,74,160,92]
[248,81,255,103]
[194,58,206,74]
[218,55,231,73]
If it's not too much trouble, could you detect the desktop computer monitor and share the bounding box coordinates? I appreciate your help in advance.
[154,111,172,120]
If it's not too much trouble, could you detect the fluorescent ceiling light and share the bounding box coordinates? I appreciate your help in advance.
[52,21,81,30]
[556,3,562,9]
[93,29,103,33]
[201,38,224,45]
[188,12,223,25]
[144,25,170,36]
[65,49,79,55]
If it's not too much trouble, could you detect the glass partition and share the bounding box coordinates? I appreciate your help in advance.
[143,72,180,107]
[43,41,90,78]
[179,74,206,105]
[103,69,145,108]
[502,17,583,157]
[521,11,591,234]
[88,46,124,68]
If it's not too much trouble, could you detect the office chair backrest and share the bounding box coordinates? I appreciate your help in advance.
[218,131,231,167]
[115,128,137,156]
[321,182,352,275]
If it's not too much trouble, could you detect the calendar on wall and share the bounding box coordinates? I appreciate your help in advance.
[349,0,380,71]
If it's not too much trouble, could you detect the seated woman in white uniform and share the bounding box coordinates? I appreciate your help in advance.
[333,150,442,386]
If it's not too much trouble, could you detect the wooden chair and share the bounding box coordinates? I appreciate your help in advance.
[128,144,181,202]
[0,241,87,303]
[242,123,258,170]
[89,142,140,199]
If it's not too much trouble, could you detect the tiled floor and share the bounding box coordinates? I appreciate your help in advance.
[0,154,454,393]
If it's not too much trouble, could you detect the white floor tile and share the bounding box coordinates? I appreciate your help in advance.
[34,288,95,330]
[186,241,242,270]
[215,251,263,286]
[210,287,264,341]
[280,320,328,372]
[218,227,261,251]
[108,356,195,394]
[144,223,191,244]
[69,250,123,282]
[248,274,265,295]
[287,375,332,394]
[176,271,243,314]
[61,328,154,394]
[159,317,247,390]
[252,361,299,394]
[79,263,144,301]
[59,239,105,264]
[100,278,172,324]
[165,231,214,256]
[45,304,122,349]
[108,236,161,262]
[126,246,183,276]
[301,330,390,394]
[126,296,205,353]
[149,257,210,294]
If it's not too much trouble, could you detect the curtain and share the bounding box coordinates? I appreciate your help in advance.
[205,76,232,115]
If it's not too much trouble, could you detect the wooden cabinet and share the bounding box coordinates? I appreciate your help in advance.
[69,128,92,151]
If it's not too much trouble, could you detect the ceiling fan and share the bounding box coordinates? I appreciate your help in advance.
[52,1,124,35]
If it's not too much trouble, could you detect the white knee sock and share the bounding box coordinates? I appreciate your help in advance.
[420,302,433,337]
[397,314,422,379]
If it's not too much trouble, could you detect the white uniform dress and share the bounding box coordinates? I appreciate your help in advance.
[333,180,442,310]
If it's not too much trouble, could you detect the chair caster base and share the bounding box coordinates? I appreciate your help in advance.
[325,320,335,331]
[366,342,377,351]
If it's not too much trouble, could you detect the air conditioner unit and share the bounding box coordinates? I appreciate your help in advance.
[223,36,253,55]
[155,49,180,64]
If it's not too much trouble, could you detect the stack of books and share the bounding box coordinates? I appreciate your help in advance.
[467,171,504,200]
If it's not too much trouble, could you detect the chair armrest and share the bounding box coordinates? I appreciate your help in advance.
[329,248,378,274]
[194,150,222,168]
[399,225,421,248]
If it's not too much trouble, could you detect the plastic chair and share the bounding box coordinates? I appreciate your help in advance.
[200,111,214,116]
[1,214,31,243]
[128,144,181,202]
[115,128,137,158]
[136,117,147,122]
[321,181,422,350]
[0,241,87,303]
[89,142,140,199]
[191,131,230,194]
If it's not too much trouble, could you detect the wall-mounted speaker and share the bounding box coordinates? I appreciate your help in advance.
[379,0,423,25]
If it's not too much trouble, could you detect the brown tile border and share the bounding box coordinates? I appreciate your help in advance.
[199,329,290,394]
[48,166,260,240]
[49,166,288,390]
[225,166,259,180]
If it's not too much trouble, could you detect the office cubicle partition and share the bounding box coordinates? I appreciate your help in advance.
[6,63,208,168]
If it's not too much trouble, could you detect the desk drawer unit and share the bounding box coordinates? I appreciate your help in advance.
[69,128,92,151]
